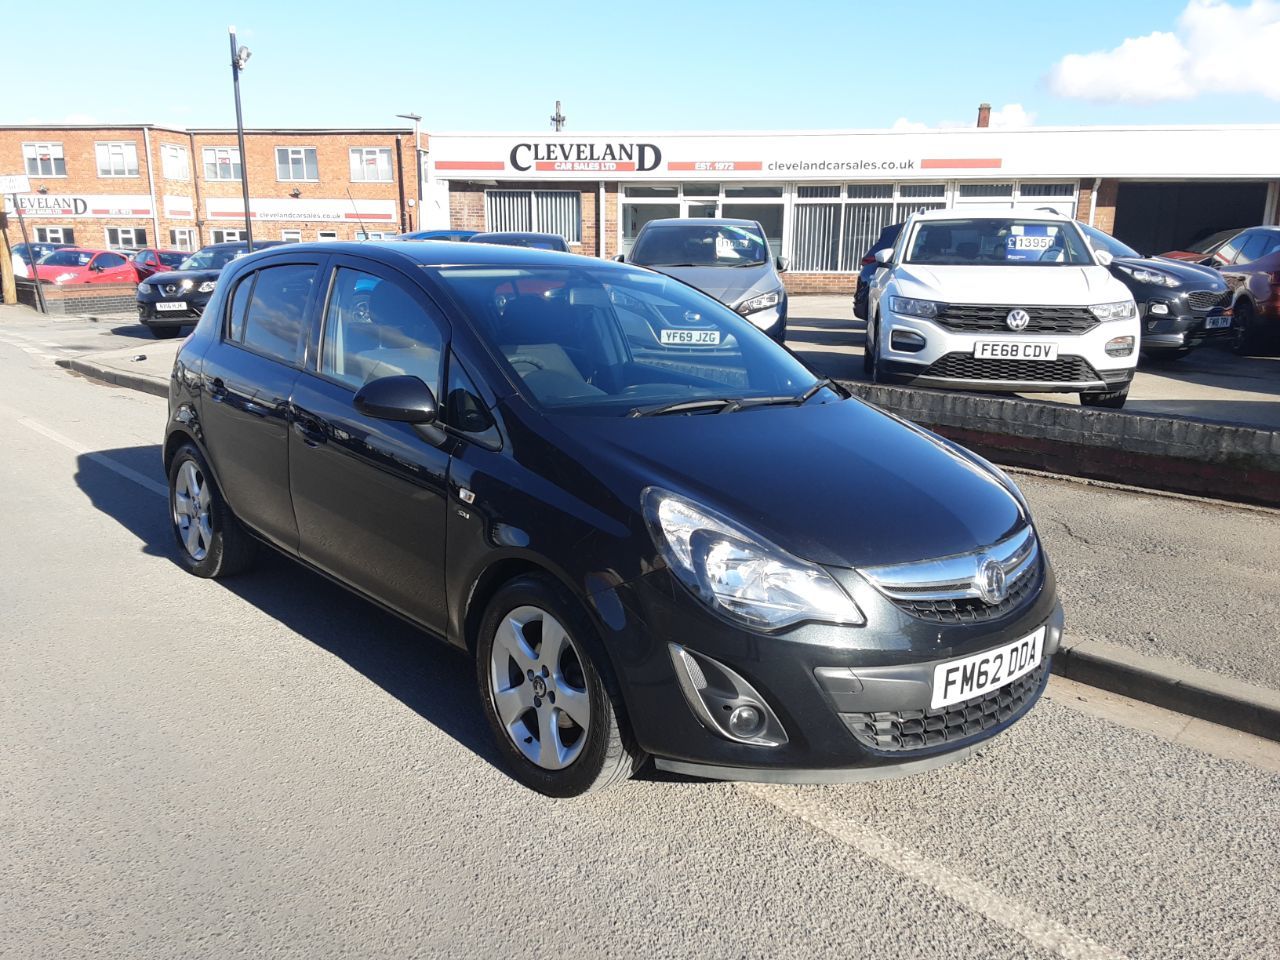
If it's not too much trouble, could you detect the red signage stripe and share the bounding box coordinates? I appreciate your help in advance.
[533,161,637,171]
[435,160,506,171]
[921,158,1003,169]
[668,161,763,171]
[343,212,395,219]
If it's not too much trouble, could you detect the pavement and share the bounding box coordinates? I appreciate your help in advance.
[787,295,1280,430]
[2,335,1279,959]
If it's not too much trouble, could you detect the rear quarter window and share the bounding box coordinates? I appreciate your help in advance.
[233,263,318,365]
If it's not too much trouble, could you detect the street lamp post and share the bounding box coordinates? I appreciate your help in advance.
[229,26,253,252]
[396,112,423,232]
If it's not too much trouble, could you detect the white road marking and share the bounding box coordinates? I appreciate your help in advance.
[742,784,1132,960]
[0,404,168,499]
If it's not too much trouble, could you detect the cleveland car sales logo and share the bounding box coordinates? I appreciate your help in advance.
[509,141,662,173]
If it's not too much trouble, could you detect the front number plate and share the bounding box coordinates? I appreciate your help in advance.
[930,627,1045,710]
[660,328,721,346]
[1204,315,1232,330]
[974,341,1058,361]
[155,301,188,312]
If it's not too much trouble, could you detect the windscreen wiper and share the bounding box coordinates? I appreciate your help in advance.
[729,378,842,411]
[628,397,739,418]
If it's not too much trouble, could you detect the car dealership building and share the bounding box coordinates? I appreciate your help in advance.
[425,123,1280,292]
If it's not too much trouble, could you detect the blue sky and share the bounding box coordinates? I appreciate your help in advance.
[7,0,1280,131]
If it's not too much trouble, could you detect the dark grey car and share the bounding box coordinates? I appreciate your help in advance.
[623,218,789,342]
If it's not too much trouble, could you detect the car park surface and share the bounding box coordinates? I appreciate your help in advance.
[163,241,1061,795]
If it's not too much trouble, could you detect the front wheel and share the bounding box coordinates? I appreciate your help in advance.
[476,575,644,796]
[1080,386,1129,410]
[862,314,880,380]
[167,443,255,578]
[1230,299,1261,356]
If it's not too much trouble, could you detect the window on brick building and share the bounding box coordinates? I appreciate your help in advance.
[203,147,242,181]
[485,190,581,244]
[281,229,303,243]
[212,229,246,243]
[169,228,196,251]
[96,142,140,178]
[276,147,319,181]
[161,144,190,180]
[318,231,339,241]
[36,227,74,244]
[23,142,66,177]
[106,227,148,249]
[349,147,393,182]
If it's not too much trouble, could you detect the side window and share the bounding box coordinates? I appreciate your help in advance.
[1216,232,1248,264]
[1234,231,1271,265]
[227,273,255,341]
[321,267,444,393]
[241,264,317,364]
[97,252,127,268]
[445,352,495,436]
[1260,234,1280,259]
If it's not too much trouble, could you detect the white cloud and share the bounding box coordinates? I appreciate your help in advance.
[987,103,1037,127]
[889,104,1034,130]
[890,117,931,132]
[1048,0,1280,102]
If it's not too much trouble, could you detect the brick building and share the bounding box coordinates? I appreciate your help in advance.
[426,121,1280,294]
[1,124,428,255]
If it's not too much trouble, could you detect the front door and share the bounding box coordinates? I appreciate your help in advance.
[288,258,452,635]
[198,258,324,553]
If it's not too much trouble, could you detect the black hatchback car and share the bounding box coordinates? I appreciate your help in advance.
[137,241,281,338]
[165,240,1062,796]
[1079,223,1232,359]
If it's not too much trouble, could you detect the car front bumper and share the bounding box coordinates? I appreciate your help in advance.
[137,293,211,324]
[1140,302,1233,352]
[594,559,1061,782]
[876,309,1139,394]
[740,301,787,341]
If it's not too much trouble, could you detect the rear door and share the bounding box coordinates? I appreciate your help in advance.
[288,256,452,634]
[198,255,325,552]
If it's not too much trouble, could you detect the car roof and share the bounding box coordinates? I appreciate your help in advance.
[641,217,761,228]
[911,206,1075,222]
[471,231,562,241]
[247,239,624,270]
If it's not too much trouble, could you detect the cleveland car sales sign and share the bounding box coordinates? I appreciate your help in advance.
[3,193,155,218]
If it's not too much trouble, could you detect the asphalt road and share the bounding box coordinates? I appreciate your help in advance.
[787,295,1280,430]
[3,320,1280,960]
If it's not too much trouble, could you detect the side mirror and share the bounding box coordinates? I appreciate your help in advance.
[613,253,626,262]
[873,248,894,266]
[1093,249,1114,267]
[353,375,438,424]
[89,261,104,272]
[775,256,790,272]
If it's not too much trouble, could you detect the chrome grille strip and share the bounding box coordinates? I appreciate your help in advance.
[860,526,1038,602]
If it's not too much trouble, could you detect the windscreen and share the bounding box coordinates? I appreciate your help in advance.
[428,265,816,416]
[906,219,1093,266]
[630,223,768,268]
[179,248,239,270]
[40,250,93,267]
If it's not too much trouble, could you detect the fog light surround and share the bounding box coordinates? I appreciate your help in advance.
[1148,302,1170,316]
[1105,335,1136,358]
[668,643,788,747]
[890,329,926,352]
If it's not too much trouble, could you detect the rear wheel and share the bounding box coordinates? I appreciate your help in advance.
[167,443,255,578]
[476,574,643,796]
[1230,299,1261,356]
[1080,386,1129,410]
[862,313,880,380]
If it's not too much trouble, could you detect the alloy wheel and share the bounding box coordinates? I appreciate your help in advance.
[172,460,212,562]
[488,605,591,771]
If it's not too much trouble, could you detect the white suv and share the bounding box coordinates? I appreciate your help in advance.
[864,209,1139,408]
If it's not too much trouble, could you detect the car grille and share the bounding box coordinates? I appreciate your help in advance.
[923,352,1101,383]
[893,560,1042,624]
[1187,289,1230,312]
[934,303,1098,334]
[840,663,1047,752]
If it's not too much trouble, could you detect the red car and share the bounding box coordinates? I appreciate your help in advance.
[1212,226,1280,355]
[130,248,189,280]
[32,248,140,285]
[1160,228,1245,264]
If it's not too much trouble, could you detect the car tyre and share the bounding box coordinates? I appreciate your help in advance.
[476,574,644,797]
[168,443,255,578]
[863,313,879,379]
[1079,386,1129,410]
[1230,299,1261,356]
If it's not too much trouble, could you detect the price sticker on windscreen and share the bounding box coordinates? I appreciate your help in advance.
[1006,224,1058,261]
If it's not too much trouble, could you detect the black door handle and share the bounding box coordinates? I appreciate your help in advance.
[206,376,227,400]
[292,417,326,446]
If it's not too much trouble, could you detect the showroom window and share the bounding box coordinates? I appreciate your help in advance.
[169,228,195,251]
[160,143,190,180]
[24,142,66,177]
[203,147,242,181]
[106,227,147,249]
[621,183,783,256]
[350,147,393,182]
[485,190,582,244]
[96,142,140,178]
[211,229,246,243]
[791,183,945,272]
[276,147,319,181]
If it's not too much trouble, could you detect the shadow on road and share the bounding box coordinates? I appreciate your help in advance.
[73,443,509,779]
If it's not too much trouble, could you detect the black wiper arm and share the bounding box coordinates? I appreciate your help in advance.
[731,378,842,411]
[628,397,738,418]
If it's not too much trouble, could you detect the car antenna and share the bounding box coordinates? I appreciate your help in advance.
[346,188,371,240]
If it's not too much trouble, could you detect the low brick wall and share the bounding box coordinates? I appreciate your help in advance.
[841,382,1280,509]
[17,280,137,317]
[784,273,855,295]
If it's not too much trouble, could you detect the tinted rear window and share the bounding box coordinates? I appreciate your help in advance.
[238,264,317,364]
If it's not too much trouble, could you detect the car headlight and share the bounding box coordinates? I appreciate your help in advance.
[1116,264,1180,288]
[736,289,781,315]
[198,281,216,293]
[888,296,939,319]
[180,279,194,291]
[137,282,151,295]
[642,488,863,631]
[1089,300,1136,321]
